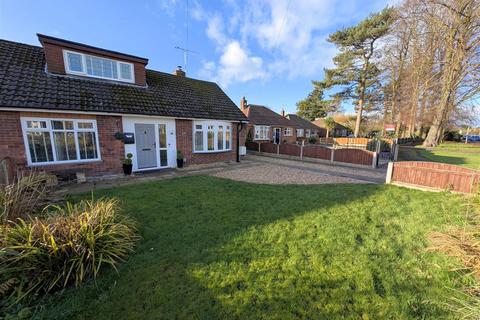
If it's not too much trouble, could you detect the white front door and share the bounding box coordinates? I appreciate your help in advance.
[123,116,177,171]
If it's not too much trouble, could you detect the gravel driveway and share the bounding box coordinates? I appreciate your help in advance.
[211,154,386,185]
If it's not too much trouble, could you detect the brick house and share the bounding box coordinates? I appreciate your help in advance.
[312,118,352,137]
[0,34,248,178]
[284,114,322,140]
[240,97,297,144]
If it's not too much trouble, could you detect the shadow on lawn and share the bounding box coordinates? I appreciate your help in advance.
[35,176,459,319]
[398,146,468,166]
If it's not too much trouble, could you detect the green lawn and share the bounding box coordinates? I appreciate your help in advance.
[399,142,480,169]
[34,176,469,319]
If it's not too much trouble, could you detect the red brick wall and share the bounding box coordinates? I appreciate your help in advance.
[0,111,124,177]
[41,42,147,86]
[175,119,245,165]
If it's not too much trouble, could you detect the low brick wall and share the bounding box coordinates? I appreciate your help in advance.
[387,161,480,194]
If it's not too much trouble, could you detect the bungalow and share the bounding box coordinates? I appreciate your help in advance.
[240,97,297,144]
[312,118,352,137]
[0,35,248,178]
[284,114,323,139]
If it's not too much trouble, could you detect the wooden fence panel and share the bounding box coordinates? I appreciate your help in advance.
[335,138,370,146]
[303,145,331,160]
[245,141,259,151]
[279,144,301,157]
[260,142,277,154]
[390,161,480,193]
[334,148,374,166]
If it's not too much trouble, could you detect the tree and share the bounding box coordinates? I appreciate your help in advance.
[296,85,338,121]
[323,116,336,138]
[317,7,394,137]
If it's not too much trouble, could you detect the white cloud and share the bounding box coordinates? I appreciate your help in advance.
[155,0,178,16]
[194,0,390,85]
[201,41,266,87]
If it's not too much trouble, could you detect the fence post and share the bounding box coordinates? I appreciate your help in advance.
[300,140,304,160]
[330,146,335,165]
[277,143,279,155]
[372,152,378,169]
[258,142,261,153]
[385,162,394,183]
[393,143,399,161]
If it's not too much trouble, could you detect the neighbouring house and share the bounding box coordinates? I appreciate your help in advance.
[0,34,248,178]
[284,113,322,140]
[240,97,297,144]
[312,118,352,137]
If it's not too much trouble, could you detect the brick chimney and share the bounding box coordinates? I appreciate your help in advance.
[240,97,248,116]
[281,108,285,117]
[174,66,186,77]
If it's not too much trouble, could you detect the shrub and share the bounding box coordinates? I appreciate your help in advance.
[308,136,317,144]
[0,198,139,309]
[0,172,51,224]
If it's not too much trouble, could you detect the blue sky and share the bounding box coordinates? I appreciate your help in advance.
[0,0,392,115]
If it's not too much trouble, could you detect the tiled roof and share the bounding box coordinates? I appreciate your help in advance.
[286,114,321,130]
[312,118,349,130]
[245,105,297,127]
[0,39,248,122]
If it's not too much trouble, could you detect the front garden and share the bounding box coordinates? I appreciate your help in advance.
[2,175,473,319]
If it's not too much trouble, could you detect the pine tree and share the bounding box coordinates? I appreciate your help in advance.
[317,7,394,137]
[296,84,338,121]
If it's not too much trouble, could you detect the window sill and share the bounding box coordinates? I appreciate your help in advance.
[27,159,102,167]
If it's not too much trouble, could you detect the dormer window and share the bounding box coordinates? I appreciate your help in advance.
[63,50,134,83]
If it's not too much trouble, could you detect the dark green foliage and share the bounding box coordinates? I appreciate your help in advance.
[0,198,139,312]
[33,176,470,319]
[296,85,338,121]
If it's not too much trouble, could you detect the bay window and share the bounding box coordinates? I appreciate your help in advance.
[254,125,270,140]
[193,121,232,153]
[22,118,100,165]
[64,50,134,83]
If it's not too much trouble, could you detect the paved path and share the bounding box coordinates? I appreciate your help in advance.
[212,155,387,185]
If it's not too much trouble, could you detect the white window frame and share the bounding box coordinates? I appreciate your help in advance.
[305,129,311,138]
[283,127,293,136]
[63,50,135,83]
[254,125,271,140]
[21,117,101,166]
[193,120,232,153]
[296,128,304,137]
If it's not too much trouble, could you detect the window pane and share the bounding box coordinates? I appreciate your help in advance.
[195,131,203,151]
[160,150,168,167]
[27,120,47,129]
[27,132,53,163]
[120,63,132,80]
[78,132,97,160]
[54,132,77,161]
[52,120,64,130]
[217,126,223,150]
[78,122,93,129]
[207,125,214,150]
[67,52,83,72]
[226,127,230,149]
[159,124,167,148]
